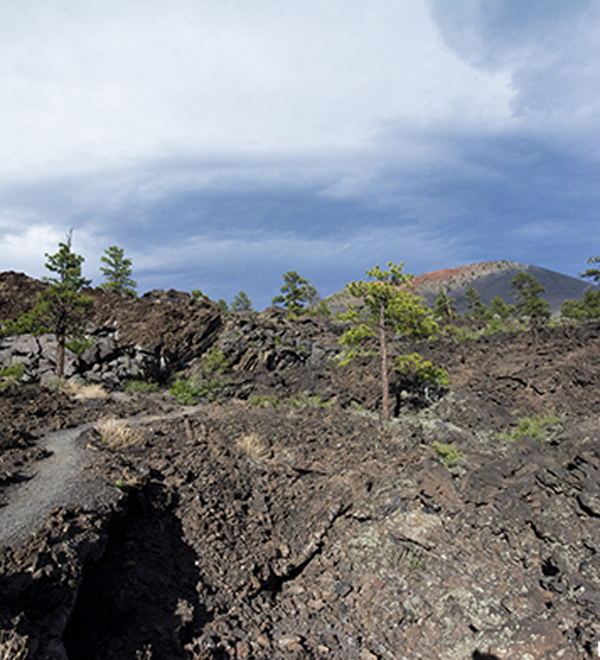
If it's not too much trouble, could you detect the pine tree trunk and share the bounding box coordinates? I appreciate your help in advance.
[380,301,390,421]
[56,334,65,378]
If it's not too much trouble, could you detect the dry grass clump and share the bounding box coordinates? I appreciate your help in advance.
[0,629,29,660]
[62,380,108,400]
[95,418,146,451]
[135,644,153,659]
[236,432,272,464]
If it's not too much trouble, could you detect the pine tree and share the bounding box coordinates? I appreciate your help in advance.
[433,289,457,320]
[272,271,318,315]
[464,286,487,318]
[100,246,137,296]
[341,262,437,421]
[509,272,551,318]
[39,232,94,377]
[231,291,254,312]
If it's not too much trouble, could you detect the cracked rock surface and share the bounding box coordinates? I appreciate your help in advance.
[1,295,600,657]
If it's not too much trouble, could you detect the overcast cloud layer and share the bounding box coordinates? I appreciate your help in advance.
[1,0,600,309]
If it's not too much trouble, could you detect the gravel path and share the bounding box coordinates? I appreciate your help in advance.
[0,424,119,548]
[0,405,205,549]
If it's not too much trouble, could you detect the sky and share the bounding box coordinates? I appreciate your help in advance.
[1,0,600,310]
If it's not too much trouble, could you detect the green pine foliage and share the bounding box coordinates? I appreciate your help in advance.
[339,262,438,420]
[504,411,562,442]
[432,289,457,320]
[170,348,228,404]
[393,352,449,406]
[191,290,209,304]
[2,233,96,377]
[1,233,94,377]
[485,295,516,319]
[272,271,318,315]
[561,254,600,320]
[169,378,207,405]
[40,235,94,376]
[580,254,600,284]
[231,291,254,312]
[464,286,487,318]
[100,246,137,296]
[509,272,551,318]
[65,335,94,358]
[561,289,600,320]
[338,324,376,365]
[0,363,24,392]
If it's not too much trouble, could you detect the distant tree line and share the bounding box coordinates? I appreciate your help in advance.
[430,271,550,322]
[3,231,600,385]
[429,256,600,323]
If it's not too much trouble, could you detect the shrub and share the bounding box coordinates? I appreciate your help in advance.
[393,353,449,408]
[125,378,159,393]
[44,376,66,392]
[0,363,24,392]
[202,347,227,377]
[289,392,333,408]
[170,349,229,404]
[452,328,482,342]
[505,411,562,442]
[432,441,464,467]
[65,335,94,357]
[394,353,449,389]
[483,317,527,335]
[169,378,209,405]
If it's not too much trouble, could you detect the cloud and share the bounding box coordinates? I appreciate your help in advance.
[428,0,600,126]
[0,1,599,310]
[128,222,465,309]
[3,112,600,308]
[0,224,74,279]
[0,0,513,180]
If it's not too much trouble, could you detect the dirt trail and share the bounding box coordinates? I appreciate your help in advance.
[0,404,205,549]
[0,425,114,548]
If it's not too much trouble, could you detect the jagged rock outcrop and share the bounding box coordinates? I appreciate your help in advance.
[0,286,223,387]
[2,273,600,658]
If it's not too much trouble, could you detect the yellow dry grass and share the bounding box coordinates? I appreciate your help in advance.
[236,432,272,464]
[0,629,29,660]
[63,381,108,400]
[95,418,145,450]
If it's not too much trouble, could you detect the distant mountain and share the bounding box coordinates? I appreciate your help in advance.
[325,261,599,317]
